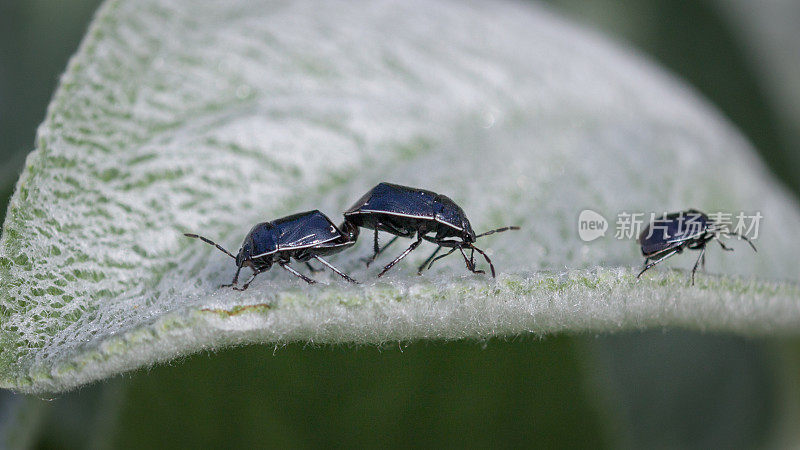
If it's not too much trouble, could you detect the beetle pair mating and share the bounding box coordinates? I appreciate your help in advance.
[636,209,757,285]
[184,183,519,290]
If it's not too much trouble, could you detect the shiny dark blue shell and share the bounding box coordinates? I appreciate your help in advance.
[638,209,711,256]
[240,210,341,260]
[344,182,474,235]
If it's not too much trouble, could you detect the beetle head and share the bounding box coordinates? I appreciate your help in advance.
[339,219,360,243]
[462,220,477,243]
[434,195,476,243]
[235,240,252,267]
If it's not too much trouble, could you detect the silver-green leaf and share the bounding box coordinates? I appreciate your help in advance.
[1,0,799,394]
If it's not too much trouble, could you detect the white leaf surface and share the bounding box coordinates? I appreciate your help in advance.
[1,0,799,394]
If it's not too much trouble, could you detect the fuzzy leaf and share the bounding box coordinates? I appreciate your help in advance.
[1,0,799,394]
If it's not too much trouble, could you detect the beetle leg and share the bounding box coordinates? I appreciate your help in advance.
[366,226,380,267]
[312,255,359,284]
[469,245,496,278]
[636,249,679,280]
[417,246,442,275]
[423,247,457,273]
[723,231,758,252]
[362,226,399,267]
[378,236,423,277]
[368,237,399,267]
[305,261,324,273]
[457,247,474,271]
[458,247,485,275]
[233,270,260,291]
[690,247,706,286]
[279,262,317,284]
[716,239,734,251]
[221,265,243,288]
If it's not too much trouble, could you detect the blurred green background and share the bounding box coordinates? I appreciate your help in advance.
[1,0,798,448]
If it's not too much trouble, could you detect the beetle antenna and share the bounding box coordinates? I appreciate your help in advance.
[184,233,237,259]
[476,226,520,239]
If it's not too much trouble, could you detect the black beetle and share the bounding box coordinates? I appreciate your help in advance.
[637,209,757,285]
[343,182,519,278]
[185,210,360,290]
